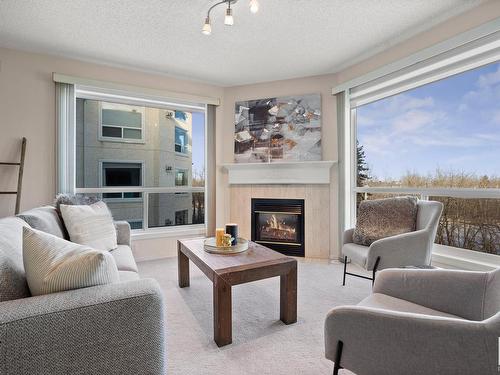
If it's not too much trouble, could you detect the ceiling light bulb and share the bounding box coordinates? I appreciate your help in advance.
[224,8,234,26]
[249,0,259,13]
[202,17,212,35]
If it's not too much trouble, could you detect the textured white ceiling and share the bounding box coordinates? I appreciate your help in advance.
[0,0,485,86]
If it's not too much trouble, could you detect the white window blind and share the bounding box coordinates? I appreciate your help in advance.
[350,30,500,107]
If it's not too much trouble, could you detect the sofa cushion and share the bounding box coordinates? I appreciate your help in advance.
[353,196,418,246]
[358,293,462,319]
[110,245,139,273]
[18,205,69,240]
[0,217,31,301]
[60,201,117,251]
[23,227,120,296]
[118,270,140,282]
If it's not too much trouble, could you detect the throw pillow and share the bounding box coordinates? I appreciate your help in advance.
[60,201,118,251]
[54,193,101,212]
[17,205,69,239]
[0,217,31,301]
[353,196,418,246]
[23,227,119,296]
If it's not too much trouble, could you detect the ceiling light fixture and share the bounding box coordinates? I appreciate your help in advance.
[202,17,212,35]
[202,0,259,35]
[249,0,259,13]
[224,4,234,26]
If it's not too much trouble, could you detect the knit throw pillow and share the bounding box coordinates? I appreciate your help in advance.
[54,193,101,212]
[353,196,418,246]
[60,201,117,251]
[23,227,119,296]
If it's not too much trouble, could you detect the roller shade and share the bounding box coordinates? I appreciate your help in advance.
[350,30,500,107]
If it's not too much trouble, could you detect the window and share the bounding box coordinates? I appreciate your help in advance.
[128,220,143,230]
[100,102,144,142]
[175,169,188,186]
[175,126,188,154]
[175,110,187,121]
[175,210,189,225]
[352,61,500,256]
[101,162,142,200]
[72,91,206,232]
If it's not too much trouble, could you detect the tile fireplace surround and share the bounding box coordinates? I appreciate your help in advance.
[229,184,332,259]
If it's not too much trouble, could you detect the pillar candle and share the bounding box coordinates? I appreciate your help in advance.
[225,223,238,245]
[215,228,225,247]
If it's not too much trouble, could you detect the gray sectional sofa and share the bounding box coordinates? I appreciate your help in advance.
[0,205,166,375]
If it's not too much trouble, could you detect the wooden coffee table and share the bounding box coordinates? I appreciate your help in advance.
[177,238,297,347]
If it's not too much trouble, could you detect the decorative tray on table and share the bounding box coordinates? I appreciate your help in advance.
[203,237,249,254]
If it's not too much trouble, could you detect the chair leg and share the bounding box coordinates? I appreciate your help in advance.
[333,340,343,375]
[372,256,381,285]
[342,256,347,286]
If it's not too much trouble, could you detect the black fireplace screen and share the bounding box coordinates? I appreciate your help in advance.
[251,198,305,257]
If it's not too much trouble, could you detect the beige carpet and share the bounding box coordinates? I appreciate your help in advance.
[138,258,371,375]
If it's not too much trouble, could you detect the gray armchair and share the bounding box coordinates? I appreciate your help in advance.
[342,200,443,284]
[325,268,500,375]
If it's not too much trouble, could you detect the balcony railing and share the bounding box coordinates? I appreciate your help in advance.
[75,186,205,232]
[353,186,500,257]
[354,186,500,199]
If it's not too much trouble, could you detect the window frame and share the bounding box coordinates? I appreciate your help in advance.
[57,80,213,239]
[175,168,189,187]
[99,160,145,202]
[98,102,146,144]
[339,32,500,267]
[174,125,189,155]
[128,219,144,230]
[175,209,189,225]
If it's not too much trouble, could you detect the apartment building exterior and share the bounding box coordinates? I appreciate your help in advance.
[75,98,193,229]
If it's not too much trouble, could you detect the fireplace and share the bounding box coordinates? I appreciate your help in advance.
[251,198,305,257]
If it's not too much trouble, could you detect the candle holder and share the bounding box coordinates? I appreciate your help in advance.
[225,223,239,245]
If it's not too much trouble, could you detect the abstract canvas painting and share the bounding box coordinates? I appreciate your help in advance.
[234,94,321,163]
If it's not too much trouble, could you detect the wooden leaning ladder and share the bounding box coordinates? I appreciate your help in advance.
[0,137,27,214]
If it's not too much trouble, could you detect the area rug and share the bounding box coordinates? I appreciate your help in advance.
[138,258,371,375]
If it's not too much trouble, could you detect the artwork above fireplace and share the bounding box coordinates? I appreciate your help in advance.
[251,198,305,257]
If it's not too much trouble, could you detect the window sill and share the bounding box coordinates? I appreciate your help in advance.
[131,224,206,240]
[98,136,146,145]
[432,244,500,271]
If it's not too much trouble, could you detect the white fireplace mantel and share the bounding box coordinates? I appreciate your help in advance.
[221,161,336,185]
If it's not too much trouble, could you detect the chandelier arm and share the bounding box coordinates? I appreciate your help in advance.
[207,0,232,18]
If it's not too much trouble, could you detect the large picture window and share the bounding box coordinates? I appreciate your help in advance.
[353,61,500,256]
[74,93,206,231]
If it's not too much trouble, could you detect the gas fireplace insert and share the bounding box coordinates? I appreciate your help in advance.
[251,198,305,257]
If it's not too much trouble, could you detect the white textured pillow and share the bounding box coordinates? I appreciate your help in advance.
[60,201,117,251]
[23,227,119,296]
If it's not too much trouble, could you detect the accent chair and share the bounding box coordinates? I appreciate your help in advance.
[325,267,500,375]
[342,200,443,285]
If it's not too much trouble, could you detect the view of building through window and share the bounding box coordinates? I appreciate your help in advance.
[355,62,500,255]
[76,98,205,229]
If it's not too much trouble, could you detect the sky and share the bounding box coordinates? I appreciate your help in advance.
[191,111,205,177]
[357,61,500,181]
